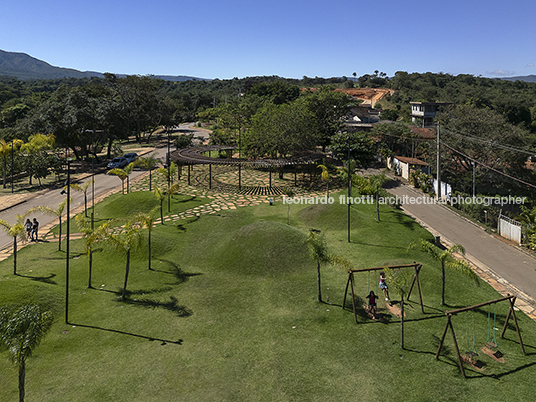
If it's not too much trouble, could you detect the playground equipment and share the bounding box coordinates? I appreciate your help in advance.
[435,294,525,379]
[342,262,424,324]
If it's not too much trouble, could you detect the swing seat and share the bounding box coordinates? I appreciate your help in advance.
[465,350,478,358]
[493,350,504,359]
[461,354,484,371]
[485,341,497,349]
[363,304,381,321]
[480,346,505,363]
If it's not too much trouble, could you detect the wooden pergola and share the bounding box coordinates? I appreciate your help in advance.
[170,146,325,193]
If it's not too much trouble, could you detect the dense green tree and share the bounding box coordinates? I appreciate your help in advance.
[437,104,533,193]
[329,131,376,167]
[104,74,173,143]
[298,87,353,150]
[245,81,300,105]
[245,102,319,158]
[0,138,23,188]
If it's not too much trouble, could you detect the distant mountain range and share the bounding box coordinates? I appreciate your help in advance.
[500,74,536,83]
[0,49,206,81]
[2,49,536,84]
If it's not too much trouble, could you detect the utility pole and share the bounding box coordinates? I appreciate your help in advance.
[472,162,476,198]
[347,134,351,243]
[436,123,441,200]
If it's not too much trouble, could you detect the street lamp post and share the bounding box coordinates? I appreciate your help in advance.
[61,159,72,324]
[11,139,14,194]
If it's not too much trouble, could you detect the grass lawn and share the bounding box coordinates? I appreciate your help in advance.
[1,189,535,401]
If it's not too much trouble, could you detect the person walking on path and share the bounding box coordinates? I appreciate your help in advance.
[31,218,39,241]
[25,219,32,241]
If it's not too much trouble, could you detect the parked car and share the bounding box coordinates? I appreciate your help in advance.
[107,157,128,170]
[123,152,139,165]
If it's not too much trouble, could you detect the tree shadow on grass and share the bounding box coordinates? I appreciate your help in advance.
[382,210,421,230]
[70,322,183,346]
[153,259,203,285]
[122,295,193,317]
[108,288,193,318]
[16,272,57,285]
[348,240,407,250]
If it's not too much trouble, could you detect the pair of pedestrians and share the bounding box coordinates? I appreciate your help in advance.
[24,218,39,242]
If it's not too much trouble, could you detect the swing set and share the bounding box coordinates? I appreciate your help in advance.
[435,294,526,379]
[342,262,424,324]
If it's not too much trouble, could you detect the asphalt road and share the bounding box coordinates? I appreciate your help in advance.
[0,123,207,250]
[386,180,536,303]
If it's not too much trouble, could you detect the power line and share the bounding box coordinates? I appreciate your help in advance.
[440,141,536,190]
[442,129,535,156]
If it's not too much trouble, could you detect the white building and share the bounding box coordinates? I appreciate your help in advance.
[410,102,451,127]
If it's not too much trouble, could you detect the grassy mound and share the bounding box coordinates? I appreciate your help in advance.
[216,221,309,276]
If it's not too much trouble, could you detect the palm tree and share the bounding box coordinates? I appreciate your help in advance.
[134,209,158,270]
[70,179,94,217]
[384,267,411,349]
[0,304,54,402]
[306,230,352,302]
[0,214,27,275]
[107,162,134,194]
[157,161,178,184]
[283,188,295,225]
[355,172,389,221]
[75,215,106,288]
[133,156,160,191]
[157,163,179,212]
[317,164,331,197]
[28,200,69,252]
[153,186,166,224]
[408,240,479,305]
[101,218,142,301]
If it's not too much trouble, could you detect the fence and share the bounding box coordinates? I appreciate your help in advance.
[432,179,452,198]
[498,213,522,244]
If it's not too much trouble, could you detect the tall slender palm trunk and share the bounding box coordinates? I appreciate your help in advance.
[18,362,25,402]
[13,237,17,275]
[317,261,322,302]
[122,250,131,301]
[148,233,152,271]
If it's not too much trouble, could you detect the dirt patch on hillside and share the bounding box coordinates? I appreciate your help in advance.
[335,88,394,105]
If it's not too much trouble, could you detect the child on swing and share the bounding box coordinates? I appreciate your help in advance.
[379,272,390,301]
[366,291,378,315]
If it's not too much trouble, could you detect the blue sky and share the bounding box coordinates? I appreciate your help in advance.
[2,0,535,79]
